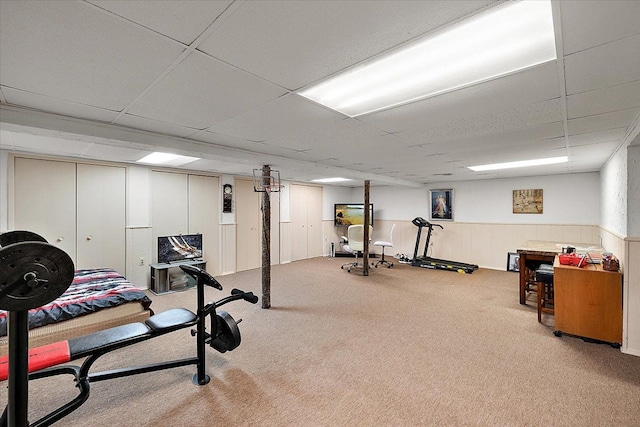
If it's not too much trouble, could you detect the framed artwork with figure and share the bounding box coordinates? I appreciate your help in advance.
[429,189,453,221]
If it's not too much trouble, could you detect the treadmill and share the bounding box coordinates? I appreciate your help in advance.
[411,217,479,274]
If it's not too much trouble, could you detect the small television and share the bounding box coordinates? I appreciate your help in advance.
[157,234,203,264]
[334,203,373,227]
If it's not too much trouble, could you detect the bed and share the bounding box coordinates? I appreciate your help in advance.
[0,268,153,356]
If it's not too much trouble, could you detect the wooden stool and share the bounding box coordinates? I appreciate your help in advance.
[536,264,554,323]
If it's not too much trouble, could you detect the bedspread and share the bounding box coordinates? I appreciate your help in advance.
[0,268,152,336]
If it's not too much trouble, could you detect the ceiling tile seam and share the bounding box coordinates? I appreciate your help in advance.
[562,30,640,58]
[567,106,640,123]
[551,1,572,172]
[0,85,122,117]
[566,78,640,98]
[568,126,628,139]
[109,48,192,124]
[0,87,7,104]
[103,1,245,125]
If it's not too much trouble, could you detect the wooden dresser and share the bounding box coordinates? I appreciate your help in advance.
[553,256,623,345]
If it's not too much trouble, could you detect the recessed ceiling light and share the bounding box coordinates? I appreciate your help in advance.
[468,156,568,172]
[311,177,352,183]
[298,0,556,117]
[136,152,200,166]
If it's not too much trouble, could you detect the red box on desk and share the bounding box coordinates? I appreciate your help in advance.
[558,253,587,267]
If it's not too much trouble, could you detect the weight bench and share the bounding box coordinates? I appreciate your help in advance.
[0,308,198,381]
[0,230,257,427]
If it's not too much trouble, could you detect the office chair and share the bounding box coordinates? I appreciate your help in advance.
[341,225,372,273]
[372,224,395,268]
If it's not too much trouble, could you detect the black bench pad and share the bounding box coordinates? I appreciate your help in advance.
[69,322,151,358]
[145,308,197,333]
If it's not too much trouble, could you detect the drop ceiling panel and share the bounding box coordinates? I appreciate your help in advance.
[568,128,627,147]
[2,87,119,123]
[115,114,200,138]
[564,34,640,95]
[87,0,233,45]
[567,108,640,135]
[361,62,560,133]
[0,1,184,111]
[206,94,344,141]
[560,0,640,55]
[396,99,563,145]
[9,132,91,157]
[82,143,151,162]
[196,131,300,158]
[566,80,640,119]
[198,0,497,90]
[126,53,286,129]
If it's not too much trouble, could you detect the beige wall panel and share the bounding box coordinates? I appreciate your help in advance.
[280,221,292,264]
[306,185,323,258]
[189,174,220,276]
[220,223,236,275]
[126,226,152,288]
[150,171,188,263]
[624,239,640,356]
[290,184,307,261]
[13,157,77,260]
[235,179,260,271]
[76,163,125,272]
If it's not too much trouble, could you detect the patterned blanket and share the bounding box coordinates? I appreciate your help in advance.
[0,268,152,336]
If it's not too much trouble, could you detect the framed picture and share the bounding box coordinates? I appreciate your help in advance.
[507,252,520,272]
[429,189,453,221]
[513,189,543,214]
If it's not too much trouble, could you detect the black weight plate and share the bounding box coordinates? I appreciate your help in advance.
[0,242,75,311]
[0,230,48,247]
[210,310,241,353]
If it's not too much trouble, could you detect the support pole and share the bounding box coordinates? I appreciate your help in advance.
[261,165,271,309]
[363,180,370,276]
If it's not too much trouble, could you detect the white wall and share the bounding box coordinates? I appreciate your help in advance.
[0,150,8,232]
[334,173,600,225]
[601,148,627,236]
[628,145,640,236]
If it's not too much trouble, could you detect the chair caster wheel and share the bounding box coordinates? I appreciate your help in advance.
[553,331,562,337]
[341,266,344,269]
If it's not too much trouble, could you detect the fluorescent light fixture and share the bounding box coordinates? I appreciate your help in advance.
[136,152,200,167]
[468,156,568,172]
[311,177,352,183]
[298,0,556,117]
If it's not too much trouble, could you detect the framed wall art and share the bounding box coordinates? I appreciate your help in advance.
[507,252,520,272]
[429,189,453,221]
[513,189,543,214]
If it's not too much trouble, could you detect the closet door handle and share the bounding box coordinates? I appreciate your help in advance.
[86,235,93,241]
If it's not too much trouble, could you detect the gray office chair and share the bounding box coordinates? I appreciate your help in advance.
[372,224,395,268]
[341,225,372,273]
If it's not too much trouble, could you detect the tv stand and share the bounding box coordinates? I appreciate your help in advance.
[150,259,207,295]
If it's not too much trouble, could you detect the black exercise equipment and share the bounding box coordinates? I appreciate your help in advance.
[411,217,479,274]
[0,234,257,427]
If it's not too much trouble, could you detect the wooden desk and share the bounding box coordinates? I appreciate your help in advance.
[516,240,603,305]
[553,257,623,345]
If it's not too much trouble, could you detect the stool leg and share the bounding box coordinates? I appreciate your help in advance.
[537,281,543,323]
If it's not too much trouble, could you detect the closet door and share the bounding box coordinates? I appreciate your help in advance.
[290,184,308,261]
[189,175,220,275]
[13,157,77,260]
[76,163,125,272]
[151,171,188,262]
[306,185,323,258]
[290,184,323,261]
[235,179,261,271]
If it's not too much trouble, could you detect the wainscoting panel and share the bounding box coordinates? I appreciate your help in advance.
[324,220,601,271]
[220,223,236,276]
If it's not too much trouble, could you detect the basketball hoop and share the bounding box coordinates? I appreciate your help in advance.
[253,168,283,194]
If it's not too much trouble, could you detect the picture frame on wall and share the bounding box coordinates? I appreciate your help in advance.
[513,189,543,214]
[507,252,520,272]
[429,189,453,221]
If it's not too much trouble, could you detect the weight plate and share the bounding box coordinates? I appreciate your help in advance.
[0,230,47,247]
[210,310,241,353]
[0,241,75,311]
